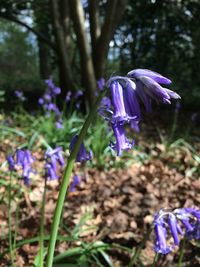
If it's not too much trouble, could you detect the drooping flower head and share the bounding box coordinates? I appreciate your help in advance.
[99,69,181,156]
[127,69,180,111]
[69,135,92,163]
[7,149,35,185]
[153,207,200,254]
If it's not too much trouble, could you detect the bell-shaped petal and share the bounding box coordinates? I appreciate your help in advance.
[127,69,172,84]
[111,123,134,156]
[168,214,180,245]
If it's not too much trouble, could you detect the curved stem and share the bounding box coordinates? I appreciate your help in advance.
[45,91,105,267]
[151,253,159,267]
[39,177,47,267]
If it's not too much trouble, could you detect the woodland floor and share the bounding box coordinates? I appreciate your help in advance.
[0,111,200,267]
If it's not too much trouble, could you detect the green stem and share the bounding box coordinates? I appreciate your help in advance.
[128,227,152,267]
[178,236,186,267]
[45,92,105,267]
[8,172,15,266]
[39,177,47,267]
[13,182,22,253]
[151,253,159,267]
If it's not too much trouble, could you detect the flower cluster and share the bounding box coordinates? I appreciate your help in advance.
[154,208,200,254]
[100,69,180,156]
[45,147,65,180]
[7,149,35,185]
[69,135,92,163]
[65,89,84,110]
[38,78,63,128]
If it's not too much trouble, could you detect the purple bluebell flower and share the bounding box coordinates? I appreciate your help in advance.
[45,147,65,167]
[76,102,81,109]
[154,215,173,254]
[15,90,26,101]
[44,93,52,102]
[153,207,200,254]
[75,90,83,98]
[69,135,92,163]
[45,163,58,180]
[7,155,15,171]
[65,91,72,103]
[13,149,35,185]
[55,120,63,129]
[127,69,180,108]
[22,165,35,185]
[97,78,105,91]
[38,98,44,105]
[110,123,134,156]
[45,77,61,96]
[16,149,25,166]
[45,78,54,89]
[69,174,80,192]
[45,147,65,180]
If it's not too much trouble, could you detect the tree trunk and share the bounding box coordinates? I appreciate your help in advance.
[69,0,97,106]
[89,0,128,79]
[51,0,75,94]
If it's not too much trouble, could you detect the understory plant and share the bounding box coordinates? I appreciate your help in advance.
[3,69,200,267]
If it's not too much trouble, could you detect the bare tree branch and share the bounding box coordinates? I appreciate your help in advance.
[51,0,75,93]
[88,0,101,49]
[69,0,97,106]
[0,14,57,52]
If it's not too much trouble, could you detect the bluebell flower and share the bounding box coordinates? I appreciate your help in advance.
[102,69,181,156]
[110,123,134,156]
[154,214,173,254]
[75,90,83,98]
[15,90,26,101]
[38,98,45,105]
[7,155,15,171]
[127,69,180,109]
[45,163,59,180]
[55,120,63,129]
[45,147,65,180]
[69,174,80,192]
[97,78,105,91]
[65,91,72,103]
[9,149,35,185]
[153,207,200,254]
[69,135,92,163]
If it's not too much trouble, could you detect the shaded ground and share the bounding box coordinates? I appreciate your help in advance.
[0,112,200,267]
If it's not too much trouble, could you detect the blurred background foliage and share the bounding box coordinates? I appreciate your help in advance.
[0,0,199,107]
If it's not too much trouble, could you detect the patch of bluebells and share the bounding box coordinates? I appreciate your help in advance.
[99,69,181,156]
[154,207,200,254]
[38,78,63,129]
[7,149,35,185]
[45,147,65,180]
